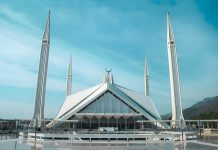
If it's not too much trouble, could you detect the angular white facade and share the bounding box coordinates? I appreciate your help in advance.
[167,13,185,128]
[30,11,50,128]
[47,72,168,129]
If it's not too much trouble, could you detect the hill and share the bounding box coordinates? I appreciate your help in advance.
[162,96,218,120]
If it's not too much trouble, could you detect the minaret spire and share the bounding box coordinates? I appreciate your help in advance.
[30,11,50,128]
[66,55,72,96]
[144,58,150,96]
[167,12,185,128]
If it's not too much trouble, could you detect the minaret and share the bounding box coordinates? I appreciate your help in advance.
[144,58,150,96]
[167,13,185,128]
[66,55,72,96]
[30,11,50,128]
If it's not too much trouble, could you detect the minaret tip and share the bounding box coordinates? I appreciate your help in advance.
[48,10,51,22]
[144,57,148,76]
[144,58,149,96]
[167,12,170,24]
[66,55,72,96]
[144,56,147,62]
[144,57,147,66]
[69,54,72,65]
[48,10,51,18]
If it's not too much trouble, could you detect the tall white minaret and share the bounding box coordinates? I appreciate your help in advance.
[66,55,72,96]
[167,13,185,128]
[144,58,150,96]
[30,11,50,128]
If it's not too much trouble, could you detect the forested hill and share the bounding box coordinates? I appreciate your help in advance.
[162,96,218,120]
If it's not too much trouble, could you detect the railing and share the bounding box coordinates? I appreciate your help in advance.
[0,119,218,141]
[0,130,18,140]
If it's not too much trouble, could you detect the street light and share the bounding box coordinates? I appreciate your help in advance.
[181,118,184,141]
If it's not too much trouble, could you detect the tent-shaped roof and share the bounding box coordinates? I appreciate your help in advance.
[47,80,168,128]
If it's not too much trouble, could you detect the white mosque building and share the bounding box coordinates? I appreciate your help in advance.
[46,67,167,129]
[30,11,185,130]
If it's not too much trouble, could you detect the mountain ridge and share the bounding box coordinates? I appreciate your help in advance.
[162,96,218,120]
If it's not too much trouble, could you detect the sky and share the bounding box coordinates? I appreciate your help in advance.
[0,0,217,119]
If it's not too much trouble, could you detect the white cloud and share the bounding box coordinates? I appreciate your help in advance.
[0,4,38,30]
[0,1,218,118]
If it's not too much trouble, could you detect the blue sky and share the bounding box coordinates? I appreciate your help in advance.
[0,0,217,119]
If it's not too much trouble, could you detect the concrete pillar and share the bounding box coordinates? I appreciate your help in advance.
[89,118,91,129]
[125,119,127,130]
[156,121,157,129]
[107,119,109,127]
[116,119,118,129]
[134,118,135,130]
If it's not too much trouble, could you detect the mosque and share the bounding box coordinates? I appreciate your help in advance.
[30,11,185,130]
[46,66,167,129]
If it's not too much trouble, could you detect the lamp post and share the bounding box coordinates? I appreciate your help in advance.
[16,119,19,138]
[181,119,184,141]
[199,120,201,139]
[35,118,38,141]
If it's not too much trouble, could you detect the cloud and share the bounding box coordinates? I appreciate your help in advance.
[0,1,218,118]
[0,61,36,88]
[0,4,37,30]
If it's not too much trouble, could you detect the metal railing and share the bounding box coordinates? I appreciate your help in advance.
[0,119,218,140]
